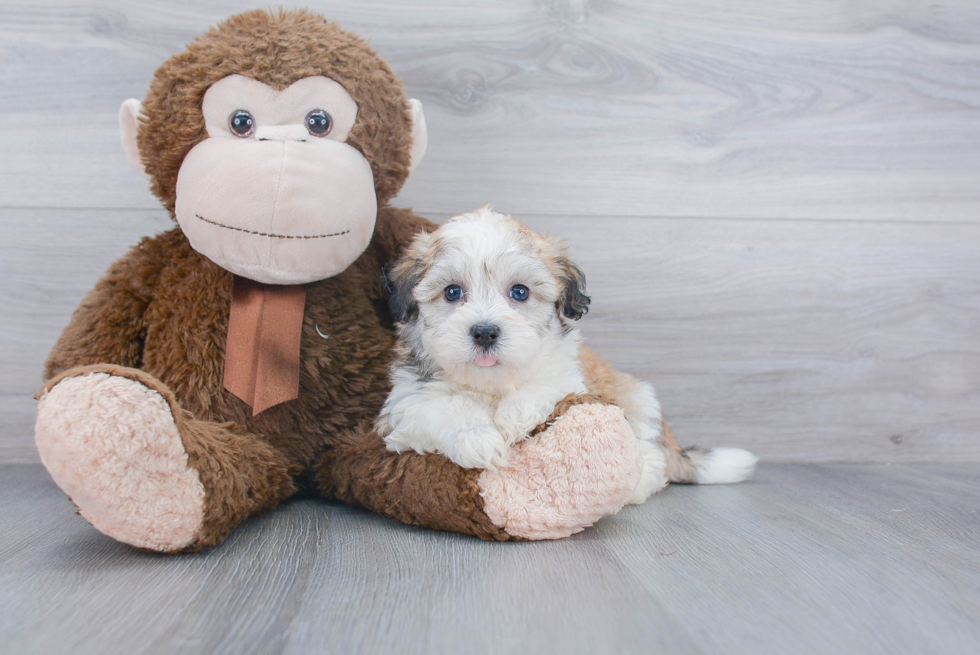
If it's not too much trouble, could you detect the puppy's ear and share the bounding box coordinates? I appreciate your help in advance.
[556,257,591,321]
[386,232,433,323]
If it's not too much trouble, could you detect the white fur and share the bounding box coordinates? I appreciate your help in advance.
[381,325,587,469]
[694,447,759,484]
[631,440,669,504]
[624,382,669,503]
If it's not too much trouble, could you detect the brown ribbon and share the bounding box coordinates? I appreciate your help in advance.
[223,276,307,415]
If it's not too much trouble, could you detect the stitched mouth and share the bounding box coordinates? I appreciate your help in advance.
[196,214,350,240]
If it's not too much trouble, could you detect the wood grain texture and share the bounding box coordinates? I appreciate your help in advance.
[1,3,978,461]
[0,1,978,220]
[3,208,977,463]
[522,214,980,463]
[2,463,978,654]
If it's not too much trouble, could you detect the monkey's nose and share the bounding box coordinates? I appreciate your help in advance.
[255,125,309,142]
[470,323,501,349]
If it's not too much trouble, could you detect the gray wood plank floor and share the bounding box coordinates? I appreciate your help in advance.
[2,463,978,654]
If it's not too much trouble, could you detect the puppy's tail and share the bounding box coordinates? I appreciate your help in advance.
[662,422,757,484]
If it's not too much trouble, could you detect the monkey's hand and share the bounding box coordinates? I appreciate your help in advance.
[478,394,642,539]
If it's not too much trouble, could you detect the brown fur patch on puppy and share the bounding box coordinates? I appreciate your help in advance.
[386,230,436,323]
[520,230,592,323]
[578,345,704,484]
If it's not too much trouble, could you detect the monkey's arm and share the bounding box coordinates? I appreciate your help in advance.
[44,234,166,380]
[317,422,514,540]
[316,393,642,541]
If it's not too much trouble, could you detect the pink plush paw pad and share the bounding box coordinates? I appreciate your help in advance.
[478,403,643,540]
[35,372,205,552]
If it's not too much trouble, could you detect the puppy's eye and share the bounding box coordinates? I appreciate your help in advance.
[444,285,464,302]
[229,110,255,137]
[509,284,529,302]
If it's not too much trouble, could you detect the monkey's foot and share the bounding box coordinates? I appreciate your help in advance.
[36,369,205,552]
[478,403,642,539]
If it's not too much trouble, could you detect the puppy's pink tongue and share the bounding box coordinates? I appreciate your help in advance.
[476,354,498,367]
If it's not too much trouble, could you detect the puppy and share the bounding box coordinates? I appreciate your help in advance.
[377,207,756,504]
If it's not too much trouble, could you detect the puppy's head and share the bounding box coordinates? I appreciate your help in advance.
[388,207,590,390]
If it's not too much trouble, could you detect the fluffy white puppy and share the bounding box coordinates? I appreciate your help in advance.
[377,207,756,504]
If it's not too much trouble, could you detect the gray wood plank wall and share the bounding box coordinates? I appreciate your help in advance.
[1,0,978,463]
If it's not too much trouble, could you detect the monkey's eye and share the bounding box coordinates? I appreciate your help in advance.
[305,109,333,136]
[509,285,530,302]
[229,110,255,137]
[444,285,464,302]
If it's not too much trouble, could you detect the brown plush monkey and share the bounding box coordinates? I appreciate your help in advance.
[34,9,643,552]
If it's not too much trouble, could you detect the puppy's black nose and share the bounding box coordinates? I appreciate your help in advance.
[470,323,501,349]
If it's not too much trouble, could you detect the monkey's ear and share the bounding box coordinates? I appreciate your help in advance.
[407,99,428,174]
[386,232,433,323]
[118,99,149,179]
[556,257,591,321]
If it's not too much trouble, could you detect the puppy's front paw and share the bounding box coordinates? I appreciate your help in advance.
[444,425,510,470]
[383,428,422,455]
[493,399,552,447]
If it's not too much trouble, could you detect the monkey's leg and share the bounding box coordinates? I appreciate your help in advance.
[35,364,297,553]
[315,395,643,540]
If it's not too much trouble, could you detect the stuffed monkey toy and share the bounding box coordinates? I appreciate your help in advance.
[34,9,643,553]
